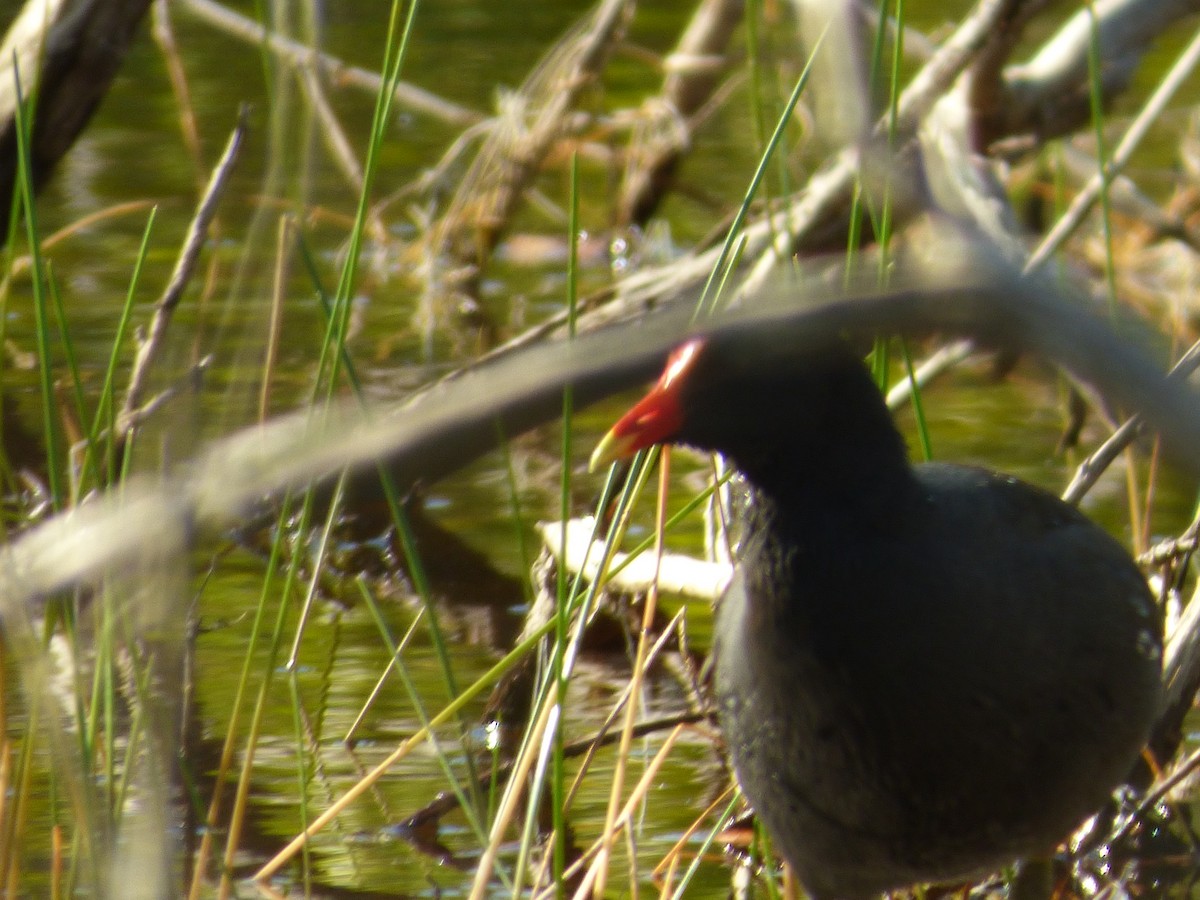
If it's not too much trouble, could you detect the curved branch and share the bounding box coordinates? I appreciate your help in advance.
[1,232,1197,617]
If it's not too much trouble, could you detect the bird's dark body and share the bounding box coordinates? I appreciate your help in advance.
[597,338,1163,899]
[715,466,1161,898]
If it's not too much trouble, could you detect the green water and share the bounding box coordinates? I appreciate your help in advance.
[1,1,1195,897]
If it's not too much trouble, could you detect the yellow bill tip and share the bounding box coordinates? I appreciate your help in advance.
[588,428,636,473]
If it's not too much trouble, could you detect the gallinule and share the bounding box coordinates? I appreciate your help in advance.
[589,335,1162,899]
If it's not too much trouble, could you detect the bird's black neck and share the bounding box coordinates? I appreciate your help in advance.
[721,363,918,529]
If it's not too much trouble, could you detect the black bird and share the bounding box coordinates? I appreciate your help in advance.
[590,335,1162,899]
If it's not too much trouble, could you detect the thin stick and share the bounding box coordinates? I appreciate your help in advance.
[588,450,671,897]
[1026,24,1200,273]
[253,623,545,883]
[151,0,205,189]
[297,65,389,246]
[568,724,687,895]
[1062,337,1200,505]
[118,109,246,431]
[258,216,293,423]
[176,0,479,127]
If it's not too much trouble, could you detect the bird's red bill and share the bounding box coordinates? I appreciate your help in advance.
[589,339,703,470]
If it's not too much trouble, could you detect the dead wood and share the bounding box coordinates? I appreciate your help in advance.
[0,0,153,246]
